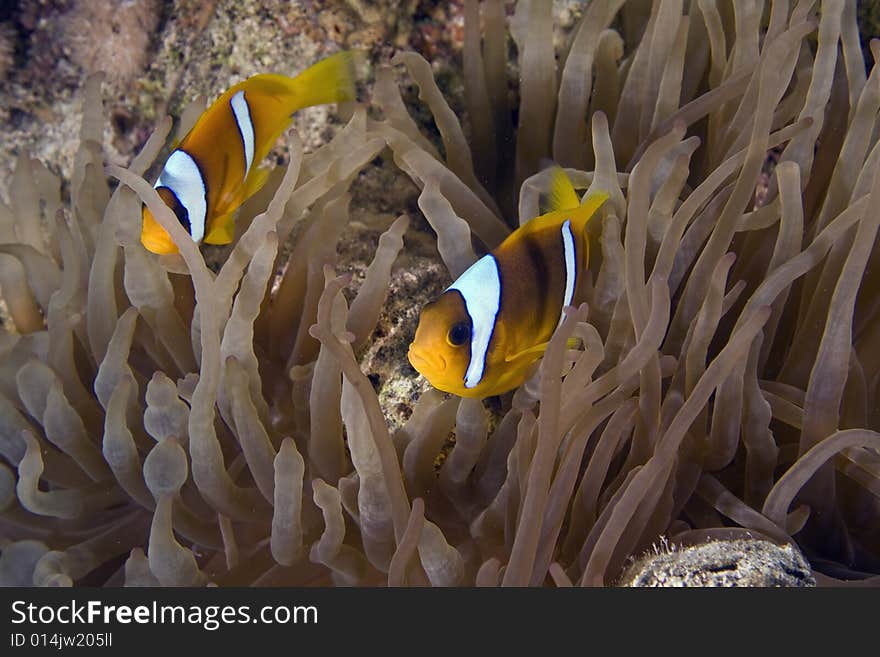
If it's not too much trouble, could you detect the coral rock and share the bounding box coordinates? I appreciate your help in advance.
[620,539,816,588]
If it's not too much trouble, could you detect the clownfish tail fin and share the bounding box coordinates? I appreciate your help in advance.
[284,50,360,114]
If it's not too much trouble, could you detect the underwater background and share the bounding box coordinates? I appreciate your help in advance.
[0,0,879,586]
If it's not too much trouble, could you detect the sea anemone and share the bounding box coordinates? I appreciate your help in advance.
[1,0,878,587]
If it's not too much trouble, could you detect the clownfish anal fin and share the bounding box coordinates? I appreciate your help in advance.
[203,210,236,245]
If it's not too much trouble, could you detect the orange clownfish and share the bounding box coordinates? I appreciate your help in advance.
[408,168,609,398]
[141,51,358,254]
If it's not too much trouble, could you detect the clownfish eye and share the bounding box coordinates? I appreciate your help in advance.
[448,322,470,347]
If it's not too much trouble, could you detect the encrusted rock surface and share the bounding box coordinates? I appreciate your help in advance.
[0,0,591,190]
[337,189,450,433]
[620,539,816,588]
[0,0,397,190]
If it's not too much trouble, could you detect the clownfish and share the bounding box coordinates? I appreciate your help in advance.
[408,168,609,398]
[141,50,358,254]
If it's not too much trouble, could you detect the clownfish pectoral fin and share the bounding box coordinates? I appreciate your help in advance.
[241,166,271,203]
[504,337,582,364]
[505,341,551,364]
[540,166,580,214]
[203,210,236,245]
[141,209,180,255]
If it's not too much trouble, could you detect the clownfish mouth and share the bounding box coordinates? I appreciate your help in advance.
[408,345,446,376]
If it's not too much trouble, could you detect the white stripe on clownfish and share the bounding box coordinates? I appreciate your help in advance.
[229,90,255,178]
[154,149,208,243]
[559,218,576,326]
[447,254,502,389]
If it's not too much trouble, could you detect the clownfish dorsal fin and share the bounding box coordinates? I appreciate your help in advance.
[519,186,608,241]
[570,188,610,235]
[540,166,580,214]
